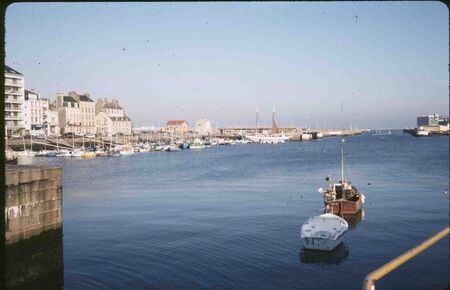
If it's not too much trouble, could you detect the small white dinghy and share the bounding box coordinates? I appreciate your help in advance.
[300,213,348,251]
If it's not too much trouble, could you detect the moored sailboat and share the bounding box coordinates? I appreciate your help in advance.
[244,106,290,144]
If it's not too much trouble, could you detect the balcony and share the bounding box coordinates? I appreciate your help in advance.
[5,90,22,95]
[5,97,24,104]
[5,107,21,112]
[5,80,23,87]
[5,115,22,121]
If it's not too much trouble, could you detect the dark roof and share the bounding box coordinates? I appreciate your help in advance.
[63,96,77,103]
[5,65,22,75]
[24,90,39,100]
[79,95,93,102]
[24,89,38,95]
[104,102,123,110]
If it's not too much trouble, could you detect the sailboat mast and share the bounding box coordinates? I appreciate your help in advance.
[271,106,278,135]
[255,105,259,135]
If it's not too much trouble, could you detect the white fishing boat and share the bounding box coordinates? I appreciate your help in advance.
[17,150,36,157]
[116,145,134,156]
[300,213,348,251]
[71,149,84,158]
[165,144,179,152]
[154,145,165,151]
[58,149,72,157]
[190,139,205,149]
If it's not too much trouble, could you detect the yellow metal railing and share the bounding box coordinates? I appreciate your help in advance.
[362,226,449,290]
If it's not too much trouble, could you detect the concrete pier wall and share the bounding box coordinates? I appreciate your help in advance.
[5,165,62,244]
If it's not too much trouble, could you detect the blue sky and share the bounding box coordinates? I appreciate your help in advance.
[5,2,448,128]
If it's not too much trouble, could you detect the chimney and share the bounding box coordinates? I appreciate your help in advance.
[56,93,64,108]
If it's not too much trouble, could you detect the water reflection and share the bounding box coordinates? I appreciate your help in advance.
[6,228,64,290]
[299,243,349,265]
[342,209,365,230]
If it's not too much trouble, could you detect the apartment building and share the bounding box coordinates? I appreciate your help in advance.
[5,66,25,136]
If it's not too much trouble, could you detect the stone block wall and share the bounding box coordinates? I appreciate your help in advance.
[5,165,62,244]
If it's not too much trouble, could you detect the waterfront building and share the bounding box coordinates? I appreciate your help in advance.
[164,120,189,134]
[68,91,96,134]
[23,89,49,136]
[5,66,25,136]
[417,114,441,127]
[47,104,61,136]
[195,118,213,136]
[56,93,82,135]
[417,114,449,133]
[95,98,132,136]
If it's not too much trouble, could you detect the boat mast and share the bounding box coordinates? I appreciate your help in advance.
[341,138,345,182]
[271,106,278,135]
[255,105,259,135]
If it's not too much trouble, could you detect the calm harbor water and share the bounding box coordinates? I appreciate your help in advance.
[24,132,448,290]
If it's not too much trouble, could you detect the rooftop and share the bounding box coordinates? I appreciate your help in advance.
[167,120,188,126]
[79,95,94,102]
[104,102,123,110]
[63,96,77,103]
[5,65,22,75]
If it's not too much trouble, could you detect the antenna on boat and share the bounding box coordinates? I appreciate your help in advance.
[341,138,345,182]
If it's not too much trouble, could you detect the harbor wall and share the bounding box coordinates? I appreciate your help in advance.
[5,165,62,244]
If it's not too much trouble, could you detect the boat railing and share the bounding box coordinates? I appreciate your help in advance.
[362,227,449,290]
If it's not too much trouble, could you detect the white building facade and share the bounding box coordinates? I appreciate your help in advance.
[23,89,50,136]
[95,98,132,136]
[195,118,213,136]
[47,106,61,136]
[5,66,25,136]
[56,93,82,134]
[68,91,96,134]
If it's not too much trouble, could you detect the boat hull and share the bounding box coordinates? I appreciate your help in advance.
[81,152,96,158]
[325,198,362,215]
[190,144,205,149]
[300,213,348,251]
[302,235,345,251]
